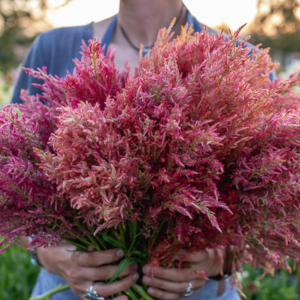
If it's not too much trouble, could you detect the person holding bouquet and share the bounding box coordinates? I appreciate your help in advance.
[11,1,244,299]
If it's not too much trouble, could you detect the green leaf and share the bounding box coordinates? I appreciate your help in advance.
[108,257,138,284]
[102,235,126,250]
[129,221,137,242]
[130,250,143,256]
[130,250,149,260]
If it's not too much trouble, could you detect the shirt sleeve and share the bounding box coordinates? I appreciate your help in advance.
[11,24,93,104]
[10,34,47,104]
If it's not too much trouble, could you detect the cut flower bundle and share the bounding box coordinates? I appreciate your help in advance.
[1,23,300,299]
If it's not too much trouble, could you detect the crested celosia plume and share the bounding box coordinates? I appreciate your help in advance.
[233,112,300,262]
[1,23,300,299]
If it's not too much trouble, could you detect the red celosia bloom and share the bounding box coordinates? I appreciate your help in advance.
[1,23,300,299]
[232,113,300,266]
[0,93,72,252]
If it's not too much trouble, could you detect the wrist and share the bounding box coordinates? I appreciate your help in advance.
[28,237,43,268]
[209,247,232,281]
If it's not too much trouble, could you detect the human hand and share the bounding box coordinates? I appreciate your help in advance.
[37,241,139,300]
[142,249,225,300]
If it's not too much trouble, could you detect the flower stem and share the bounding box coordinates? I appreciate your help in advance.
[125,287,139,300]
[66,230,91,246]
[74,223,100,249]
[87,234,101,251]
[128,222,138,254]
[95,235,107,250]
[90,227,107,250]
[29,284,70,300]
[150,220,165,251]
[118,223,126,246]
[52,219,90,247]
[132,283,155,300]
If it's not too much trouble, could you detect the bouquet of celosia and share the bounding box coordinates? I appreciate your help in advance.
[1,22,300,299]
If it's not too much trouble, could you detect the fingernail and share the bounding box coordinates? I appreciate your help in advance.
[143,266,151,274]
[148,288,156,295]
[117,249,124,257]
[132,273,139,281]
[143,276,152,284]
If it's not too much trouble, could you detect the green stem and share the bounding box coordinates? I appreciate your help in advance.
[76,223,105,250]
[118,223,126,246]
[132,284,155,300]
[150,220,166,251]
[52,219,90,247]
[29,284,70,300]
[66,230,91,247]
[125,287,139,300]
[128,222,138,254]
[97,237,107,250]
[95,235,107,250]
[87,234,101,251]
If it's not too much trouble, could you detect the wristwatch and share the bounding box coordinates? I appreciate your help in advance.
[28,236,43,267]
[209,273,230,281]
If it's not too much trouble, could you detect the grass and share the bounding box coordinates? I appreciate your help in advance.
[1,244,300,300]
[0,243,40,300]
[241,263,300,300]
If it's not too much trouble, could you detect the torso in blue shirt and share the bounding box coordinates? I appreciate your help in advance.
[12,11,241,300]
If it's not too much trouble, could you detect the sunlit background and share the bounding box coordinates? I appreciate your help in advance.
[47,0,257,31]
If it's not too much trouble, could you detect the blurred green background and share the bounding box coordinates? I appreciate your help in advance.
[0,244,40,300]
[1,0,300,299]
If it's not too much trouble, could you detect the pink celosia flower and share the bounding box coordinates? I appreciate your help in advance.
[1,23,300,299]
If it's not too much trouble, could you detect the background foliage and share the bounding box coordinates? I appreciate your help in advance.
[248,0,300,69]
[242,264,300,300]
[0,0,70,73]
[0,244,40,300]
